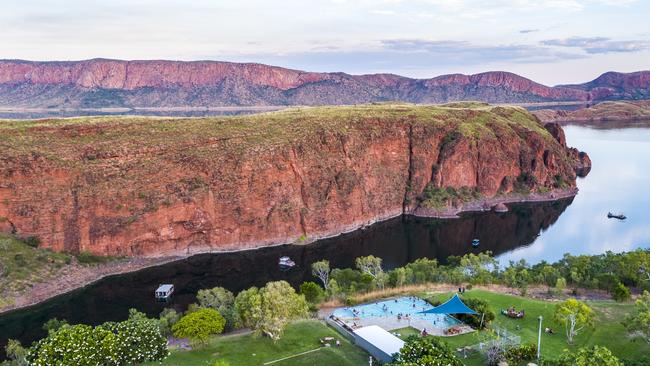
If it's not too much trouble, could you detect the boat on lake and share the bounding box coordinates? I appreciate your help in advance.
[155,284,174,301]
[607,212,626,220]
[279,256,296,269]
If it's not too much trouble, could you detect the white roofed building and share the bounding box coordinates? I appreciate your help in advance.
[353,325,405,364]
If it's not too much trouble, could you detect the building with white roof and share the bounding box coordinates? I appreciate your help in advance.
[353,325,405,364]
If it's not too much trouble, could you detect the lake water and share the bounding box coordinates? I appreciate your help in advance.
[1,120,649,356]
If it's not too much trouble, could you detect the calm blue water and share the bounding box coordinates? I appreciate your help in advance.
[332,297,460,329]
[499,121,650,264]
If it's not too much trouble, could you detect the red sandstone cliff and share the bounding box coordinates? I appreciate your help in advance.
[0,104,589,257]
[1,59,645,108]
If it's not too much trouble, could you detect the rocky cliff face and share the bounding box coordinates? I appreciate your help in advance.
[1,59,645,108]
[0,104,589,257]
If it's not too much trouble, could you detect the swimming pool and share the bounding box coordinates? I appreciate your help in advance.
[332,296,461,330]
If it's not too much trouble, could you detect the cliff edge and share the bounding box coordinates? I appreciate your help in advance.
[0,103,589,257]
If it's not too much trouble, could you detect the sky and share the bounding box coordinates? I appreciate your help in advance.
[1,0,649,85]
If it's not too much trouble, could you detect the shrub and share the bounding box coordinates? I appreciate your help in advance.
[22,236,41,248]
[28,317,168,366]
[555,345,623,366]
[503,343,537,364]
[300,281,325,305]
[455,298,494,329]
[42,318,68,334]
[158,308,181,337]
[612,282,631,302]
[76,251,110,265]
[390,335,462,365]
[172,308,226,344]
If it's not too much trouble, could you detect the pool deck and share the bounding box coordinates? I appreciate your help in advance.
[343,315,474,337]
[322,296,476,337]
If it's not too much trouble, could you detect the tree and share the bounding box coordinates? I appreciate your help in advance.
[612,282,631,302]
[389,335,462,365]
[454,298,494,329]
[552,277,567,297]
[158,308,181,336]
[327,278,343,299]
[234,286,263,329]
[459,252,498,285]
[258,281,309,340]
[300,281,325,304]
[311,260,331,290]
[172,308,226,344]
[234,281,308,341]
[196,286,237,328]
[624,290,650,343]
[355,255,383,278]
[5,339,28,366]
[536,263,561,288]
[390,267,407,287]
[553,298,594,344]
[503,259,531,295]
[556,345,623,366]
[42,318,68,334]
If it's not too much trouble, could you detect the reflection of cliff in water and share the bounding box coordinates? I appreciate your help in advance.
[0,198,572,357]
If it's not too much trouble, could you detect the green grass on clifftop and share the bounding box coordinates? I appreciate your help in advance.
[0,103,554,164]
[0,234,71,308]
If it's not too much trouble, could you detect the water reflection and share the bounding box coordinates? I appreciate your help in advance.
[500,120,650,264]
[0,199,571,353]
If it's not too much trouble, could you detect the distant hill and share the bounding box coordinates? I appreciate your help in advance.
[534,100,650,123]
[558,71,650,101]
[0,59,648,108]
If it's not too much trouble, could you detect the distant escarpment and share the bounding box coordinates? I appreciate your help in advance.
[0,59,647,108]
[0,104,589,257]
[534,100,650,123]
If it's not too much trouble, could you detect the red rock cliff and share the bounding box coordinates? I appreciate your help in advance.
[0,104,588,257]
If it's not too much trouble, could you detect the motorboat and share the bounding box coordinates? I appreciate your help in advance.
[279,256,296,269]
[155,284,174,301]
[607,212,626,220]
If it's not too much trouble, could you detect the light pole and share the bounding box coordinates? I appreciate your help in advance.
[537,315,543,360]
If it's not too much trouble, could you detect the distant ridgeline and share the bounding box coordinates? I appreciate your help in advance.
[0,104,589,257]
[0,59,648,108]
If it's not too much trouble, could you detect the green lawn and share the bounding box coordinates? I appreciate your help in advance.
[143,320,369,366]
[420,289,649,364]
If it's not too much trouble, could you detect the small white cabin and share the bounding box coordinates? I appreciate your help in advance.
[155,284,174,300]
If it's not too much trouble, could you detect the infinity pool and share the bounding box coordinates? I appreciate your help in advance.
[332,296,461,330]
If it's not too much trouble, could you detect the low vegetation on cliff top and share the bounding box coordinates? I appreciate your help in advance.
[0,234,71,308]
[0,103,552,159]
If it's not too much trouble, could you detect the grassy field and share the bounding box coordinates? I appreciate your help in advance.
[414,289,649,364]
[142,320,369,366]
[0,234,71,308]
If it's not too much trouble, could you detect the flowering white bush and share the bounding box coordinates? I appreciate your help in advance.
[27,316,168,366]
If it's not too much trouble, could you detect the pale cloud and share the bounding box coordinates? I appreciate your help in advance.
[542,36,650,54]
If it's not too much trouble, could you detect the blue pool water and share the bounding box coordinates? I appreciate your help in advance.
[332,296,461,329]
